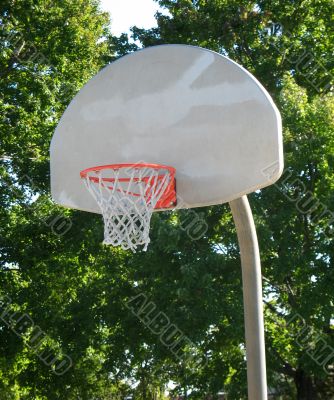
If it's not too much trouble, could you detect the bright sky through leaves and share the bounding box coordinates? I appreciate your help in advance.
[100,0,165,35]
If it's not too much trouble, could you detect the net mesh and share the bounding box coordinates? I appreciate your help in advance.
[82,165,172,252]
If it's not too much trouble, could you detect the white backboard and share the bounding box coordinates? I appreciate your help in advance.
[50,44,283,213]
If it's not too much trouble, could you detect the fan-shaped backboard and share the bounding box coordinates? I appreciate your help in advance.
[50,44,283,213]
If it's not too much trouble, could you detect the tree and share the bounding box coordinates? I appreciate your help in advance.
[109,1,334,398]
[0,1,124,398]
[1,0,334,399]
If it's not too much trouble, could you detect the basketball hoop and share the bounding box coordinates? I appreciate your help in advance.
[80,163,176,252]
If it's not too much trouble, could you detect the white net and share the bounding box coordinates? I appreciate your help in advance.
[82,165,173,252]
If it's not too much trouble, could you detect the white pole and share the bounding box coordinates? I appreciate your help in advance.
[229,195,267,400]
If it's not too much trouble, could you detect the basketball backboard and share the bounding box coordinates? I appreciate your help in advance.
[50,44,283,214]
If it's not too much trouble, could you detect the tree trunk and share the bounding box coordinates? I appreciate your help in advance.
[294,369,317,400]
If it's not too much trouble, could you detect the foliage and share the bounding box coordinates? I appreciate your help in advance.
[0,0,333,399]
[114,0,334,398]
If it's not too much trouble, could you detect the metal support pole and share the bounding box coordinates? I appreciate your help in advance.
[229,195,267,400]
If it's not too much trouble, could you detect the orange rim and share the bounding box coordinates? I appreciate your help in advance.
[80,163,177,209]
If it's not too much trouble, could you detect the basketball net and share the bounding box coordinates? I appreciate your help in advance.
[81,164,175,252]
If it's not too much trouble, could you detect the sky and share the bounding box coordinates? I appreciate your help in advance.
[99,0,166,36]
